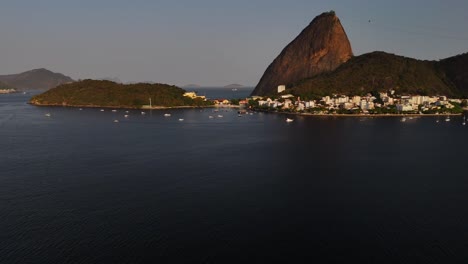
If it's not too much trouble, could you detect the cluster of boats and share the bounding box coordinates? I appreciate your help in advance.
[44,108,466,126]
[401,115,467,125]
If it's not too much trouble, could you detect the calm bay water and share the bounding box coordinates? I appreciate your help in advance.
[1,91,468,263]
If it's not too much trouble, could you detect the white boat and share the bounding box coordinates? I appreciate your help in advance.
[79,108,83,111]
[141,111,146,115]
[217,115,223,118]
[45,113,51,117]
[124,115,129,118]
[445,116,451,122]
[209,115,214,119]
[100,109,105,112]
[463,115,466,126]
[112,109,117,112]
[113,119,119,123]
[125,110,129,113]
[164,113,171,117]
[178,118,184,121]
[286,118,294,122]
[401,117,406,122]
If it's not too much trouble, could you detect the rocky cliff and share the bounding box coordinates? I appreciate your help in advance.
[251,11,353,95]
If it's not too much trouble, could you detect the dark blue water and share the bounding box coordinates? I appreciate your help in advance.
[1,92,468,263]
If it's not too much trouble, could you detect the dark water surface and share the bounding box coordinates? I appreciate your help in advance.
[1,92,468,263]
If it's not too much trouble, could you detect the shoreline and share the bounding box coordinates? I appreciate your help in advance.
[29,102,240,110]
[254,109,464,118]
[28,102,463,117]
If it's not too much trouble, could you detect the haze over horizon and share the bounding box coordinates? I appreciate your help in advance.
[1,0,467,86]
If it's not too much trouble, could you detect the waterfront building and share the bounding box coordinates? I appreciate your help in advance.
[277,85,286,93]
[396,104,414,112]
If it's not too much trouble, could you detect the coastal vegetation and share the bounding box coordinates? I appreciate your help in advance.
[30,79,213,108]
[288,52,467,100]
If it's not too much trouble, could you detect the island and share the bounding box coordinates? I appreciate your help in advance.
[29,79,214,109]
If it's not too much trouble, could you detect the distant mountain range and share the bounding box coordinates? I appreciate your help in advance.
[0,68,74,91]
[224,84,244,88]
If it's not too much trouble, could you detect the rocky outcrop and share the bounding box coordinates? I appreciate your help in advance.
[251,11,353,95]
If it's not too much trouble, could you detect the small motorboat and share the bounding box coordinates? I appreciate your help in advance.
[178,118,184,121]
[401,117,406,122]
[141,112,146,115]
[217,115,223,118]
[209,115,214,119]
[112,109,117,112]
[124,115,129,118]
[100,109,105,112]
[113,119,119,123]
[164,113,171,117]
[445,116,450,122]
[45,113,51,117]
[286,118,294,123]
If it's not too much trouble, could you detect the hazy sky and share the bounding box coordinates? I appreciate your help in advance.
[1,0,467,86]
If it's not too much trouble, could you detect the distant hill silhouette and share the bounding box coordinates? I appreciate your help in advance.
[0,68,74,90]
[224,84,244,88]
[182,84,201,88]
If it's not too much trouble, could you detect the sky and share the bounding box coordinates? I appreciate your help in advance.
[1,0,467,86]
